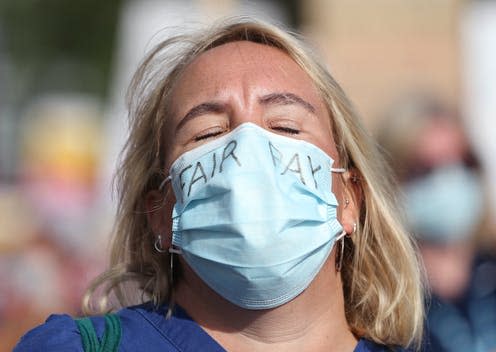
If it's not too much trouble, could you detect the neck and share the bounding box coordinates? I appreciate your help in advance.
[174,255,358,352]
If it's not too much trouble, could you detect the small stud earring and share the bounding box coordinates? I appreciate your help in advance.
[344,198,350,208]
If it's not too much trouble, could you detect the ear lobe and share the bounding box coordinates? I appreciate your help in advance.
[340,168,363,234]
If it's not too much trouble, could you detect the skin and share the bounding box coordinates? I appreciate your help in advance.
[148,41,360,352]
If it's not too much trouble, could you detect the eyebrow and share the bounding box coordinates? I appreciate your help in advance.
[176,92,316,132]
[259,92,316,114]
[176,102,226,132]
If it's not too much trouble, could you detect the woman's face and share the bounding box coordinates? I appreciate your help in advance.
[152,41,357,248]
[164,41,339,169]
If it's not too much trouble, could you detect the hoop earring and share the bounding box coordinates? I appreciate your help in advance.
[154,234,167,253]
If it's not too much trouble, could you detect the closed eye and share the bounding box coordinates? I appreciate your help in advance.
[272,126,300,135]
[194,129,224,141]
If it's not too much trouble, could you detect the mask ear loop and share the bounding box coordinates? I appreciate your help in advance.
[157,174,183,316]
[330,165,351,272]
[157,175,183,278]
[335,223,356,272]
[335,230,347,272]
[159,175,172,191]
[168,246,183,285]
[157,174,182,261]
[330,167,346,173]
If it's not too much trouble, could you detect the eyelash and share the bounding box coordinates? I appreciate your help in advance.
[272,126,300,135]
[194,130,224,141]
[194,124,300,142]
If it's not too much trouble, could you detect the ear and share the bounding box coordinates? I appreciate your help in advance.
[339,168,363,235]
[145,188,174,248]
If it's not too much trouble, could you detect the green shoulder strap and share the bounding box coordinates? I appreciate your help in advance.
[76,314,122,352]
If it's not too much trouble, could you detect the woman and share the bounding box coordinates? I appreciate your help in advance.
[15,18,424,352]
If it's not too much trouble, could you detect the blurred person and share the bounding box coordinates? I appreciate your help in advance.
[0,187,40,351]
[0,228,88,351]
[19,95,104,255]
[0,95,107,352]
[15,18,425,352]
[376,94,496,352]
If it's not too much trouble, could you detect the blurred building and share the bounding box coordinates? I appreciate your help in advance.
[461,1,496,233]
[301,0,463,126]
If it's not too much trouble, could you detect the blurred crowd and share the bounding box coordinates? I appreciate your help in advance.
[0,95,108,349]
[1,1,496,352]
[376,94,496,351]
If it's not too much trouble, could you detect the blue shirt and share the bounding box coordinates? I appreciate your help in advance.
[15,303,402,351]
[423,254,496,352]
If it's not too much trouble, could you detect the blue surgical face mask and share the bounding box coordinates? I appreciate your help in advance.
[404,163,483,244]
[167,122,345,310]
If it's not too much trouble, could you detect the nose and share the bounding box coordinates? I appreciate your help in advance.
[227,97,265,132]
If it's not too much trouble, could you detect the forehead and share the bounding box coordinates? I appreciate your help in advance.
[169,41,326,114]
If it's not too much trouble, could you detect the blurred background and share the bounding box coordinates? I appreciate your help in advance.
[0,1,495,351]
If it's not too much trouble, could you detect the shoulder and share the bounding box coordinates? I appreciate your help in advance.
[355,338,412,352]
[13,306,179,352]
[13,306,172,352]
[14,314,83,352]
[14,303,225,352]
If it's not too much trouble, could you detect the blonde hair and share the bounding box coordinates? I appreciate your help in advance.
[83,17,424,349]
